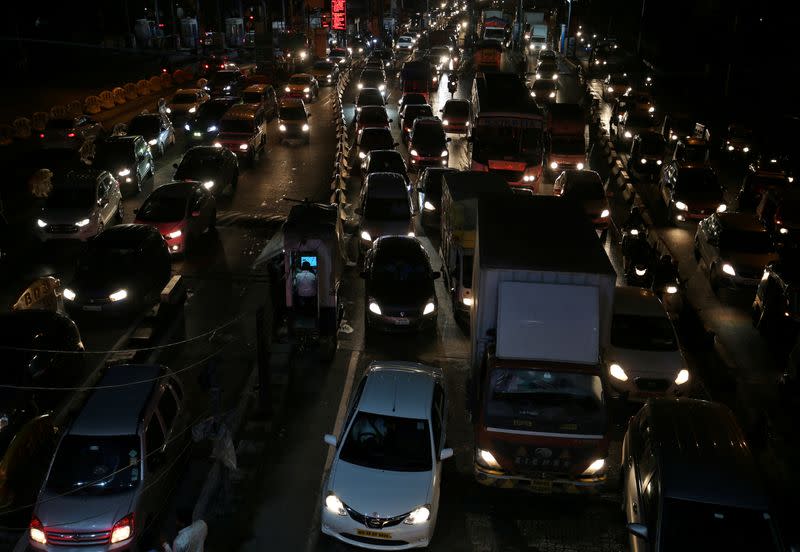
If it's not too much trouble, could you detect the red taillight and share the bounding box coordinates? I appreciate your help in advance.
[204,64,209,69]
[67,132,76,138]
[110,513,134,544]
[29,516,47,544]
[39,133,45,138]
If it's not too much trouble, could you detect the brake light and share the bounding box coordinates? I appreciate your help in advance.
[39,133,45,138]
[29,516,46,544]
[67,132,76,138]
[110,514,134,544]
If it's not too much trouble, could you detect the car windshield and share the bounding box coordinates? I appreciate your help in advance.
[660,500,782,551]
[280,106,306,120]
[563,180,605,201]
[681,143,709,163]
[46,435,141,496]
[79,246,136,272]
[331,49,347,56]
[486,369,606,435]
[359,109,388,124]
[412,125,446,149]
[208,72,238,86]
[340,411,432,472]
[609,75,628,85]
[198,101,234,118]
[368,155,405,175]
[551,137,585,154]
[45,186,94,208]
[176,154,221,176]
[484,28,505,40]
[720,230,775,254]
[172,93,197,103]
[219,119,252,133]
[626,114,655,129]
[127,117,160,136]
[610,314,678,351]
[45,119,75,130]
[137,194,187,221]
[93,142,133,166]
[444,102,469,117]
[242,92,263,103]
[640,134,665,153]
[361,71,384,83]
[361,131,394,150]
[289,76,310,85]
[358,91,384,105]
[364,196,410,220]
[398,37,413,43]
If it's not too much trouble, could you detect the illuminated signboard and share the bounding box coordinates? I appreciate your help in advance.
[332,0,346,30]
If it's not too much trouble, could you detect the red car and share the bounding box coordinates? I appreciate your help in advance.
[134,182,216,254]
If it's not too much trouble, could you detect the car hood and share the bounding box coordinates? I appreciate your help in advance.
[411,142,446,156]
[361,220,413,240]
[367,279,434,308]
[39,207,93,225]
[605,344,685,380]
[287,83,310,90]
[723,251,779,273]
[135,219,183,236]
[329,460,432,518]
[71,270,134,297]
[36,489,137,534]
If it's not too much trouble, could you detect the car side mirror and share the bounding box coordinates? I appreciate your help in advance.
[446,137,452,142]
[431,271,441,279]
[172,163,178,169]
[388,119,393,123]
[439,448,454,460]
[627,523,648,541]
[323,434,337,447]
[359,271,369,279]
[191,210,201,217]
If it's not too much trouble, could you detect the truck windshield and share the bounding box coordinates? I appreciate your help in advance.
[339,412,432,472]
[550,137,585,154]
[486,369,605,435]
[484,28,506,40]
[473,125,543,164]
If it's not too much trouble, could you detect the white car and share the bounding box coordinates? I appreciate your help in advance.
[165,88,210,119]
[321,361,452,549]
[36,169,123,241]
[604,286,690,401]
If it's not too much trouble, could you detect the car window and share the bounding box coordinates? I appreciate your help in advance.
[145,416,165,453]
[342,376,368,440]
[430,403,441,453]
[158,385,180,432]
[339,411,432,472]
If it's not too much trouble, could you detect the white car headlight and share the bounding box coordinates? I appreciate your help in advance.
[607,86,614,93]
[75,218,91,227]
[548,91,555,98]
[148,139,158,146]
[656,159,662,165]
[530,91,536,97]
[360,230,372,242]
[716,203,727,213]
[378,84,386,91]
[635,266,648,276]
[728,145,735,151]
[780,227,790,235]
[303,87,310,93]
[184,123,191,131]
[213,142,222,148]
[674,201,688,211]
[648,106,655,113]
[207,125,218,132]
[477,448,501,469]
[325,494,347,516]
[279,124,287,132]
[743,147,750,153]
[641,158,648,164]
[722,263,736,276]
[442,119,449,126]
[423,302,436,315]
[36,218,47,228]
[407,231,415,237]
[118,168,131,177]
[62,288,76,301]
[410,149,419,157]
[302,124,310,132]
[581,458,606,476]
[600,209,610,218]
[368,301,382,315]
[167,229,182,239]
[441,149,448,157]
[404,506,431,525]
[462,296,473,306]
[285,86,291,92]
[357,83,364,89]
[203,180,215,190]
[109,289,128,302]
[188,106,197,113]
[609,363,628,381]
[577,162,585,170]
[550,161,558,169]
[424,201,436,211]
[239,143,249,150]
[666,285,678,294]
[624,131,632,139]
[674,369,690,385]
[358,151,366,159]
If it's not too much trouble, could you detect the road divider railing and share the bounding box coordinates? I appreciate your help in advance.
[330,63,353,207]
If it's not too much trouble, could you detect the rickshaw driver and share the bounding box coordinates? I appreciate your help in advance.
[294,260,318,313]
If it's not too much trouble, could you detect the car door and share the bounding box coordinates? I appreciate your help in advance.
[96,179,113,224]
[143,412,168,523]
[627,419,655,552]
[659,165,673,207]
[429,387,445,522]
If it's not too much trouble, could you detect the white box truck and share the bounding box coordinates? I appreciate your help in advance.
[470,194,616,494]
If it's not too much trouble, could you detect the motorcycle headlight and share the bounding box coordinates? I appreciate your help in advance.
[716,203,727,213]
[207,125,218,132]
[148,139,158,146]
[635,266,647,276]
[423,301,436,315]
[325,493,347,516]
[118,168,131,177]
[404,506,431,525]
[360,230,372,242]
[581,458,606,476]
[722,263,736,276]
[188,106,196,113]
[368,301,382,315]
[109,289,128,302]
[75,218,91,227]
[184,123,191,131]
[609,363,628,381]
[600,209,610,218]
[424,201,436,211]
[674,201,688,211]
[410,149,419,157]
[62,288,76,301]
[441,149,448,157]
[624,131,632,139]
[666,285,678,294]
[476,448,501,469]
[674,369,690,385]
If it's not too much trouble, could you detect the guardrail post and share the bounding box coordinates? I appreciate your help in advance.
[256,305,271,413]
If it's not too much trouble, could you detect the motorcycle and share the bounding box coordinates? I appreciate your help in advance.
[652,266,684,317]
[447,75,458,97]
[624,238,656,288]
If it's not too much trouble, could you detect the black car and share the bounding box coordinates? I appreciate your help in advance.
[174,145,239,197]
[400,103,434,142]
[417,167,458,226]
[310,60,340,86]
[397,92,427,113]
[92,135,154,196]
[204,69,245,97]
[358,68,388,96]
[63,224,172,314]
[361,236,440,335]
[357,128,397,168]
[408,117,450,170]
[38,115,104,149]
[277,99,310,144]
[752,259,800,335]
[363,150,410,189]
[185,97,242,144]
[125,112,175,157]
[627,131,667,180]
[355,88,386,111]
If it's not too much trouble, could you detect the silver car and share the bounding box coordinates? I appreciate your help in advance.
[30,364,187,551]
[36,169,123,241]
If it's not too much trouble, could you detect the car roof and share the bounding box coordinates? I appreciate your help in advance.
[69,364,164,436]
[279,98,305,108]
[243,84,269,92]
[358,361,438,419]
[92,223,161,246]
[290,72,313,79]
[61,168,105,187]
[368,149,403,161]
[222,104,260,118]
[183,145,231,159]
[613,286,667,317]
[413,117,442,128]
[174,88,202,95]
[645,398,769,510]
[149,181,199,199]
[101,135,139,144]
[132,112,161,120]
[716,212,768,233]
[364,172,408,196]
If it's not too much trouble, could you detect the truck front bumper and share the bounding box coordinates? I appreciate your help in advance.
[474,465,605,494]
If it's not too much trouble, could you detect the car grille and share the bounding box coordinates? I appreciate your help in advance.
[381,306,420,318]
[45,529,111,546]
[345,505,407,529]
[634,377,670,392]
[737,267,762,279]
[45,224,79,234]
[341,533,409,546]
[489,169,525,182]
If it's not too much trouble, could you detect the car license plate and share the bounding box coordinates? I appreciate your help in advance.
[82,305,102,312]
[391,318,410,326]
[529,480,553,494]
[193,132,202,137]
[356,529,392,539]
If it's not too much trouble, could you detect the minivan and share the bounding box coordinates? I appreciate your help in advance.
[214,104,268,166]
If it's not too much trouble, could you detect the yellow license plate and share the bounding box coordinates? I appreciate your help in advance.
[356,529,392,539]
[529,480,553,494]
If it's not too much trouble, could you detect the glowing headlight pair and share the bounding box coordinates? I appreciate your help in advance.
[324,494,429,524]
[523,175,536,182]
[609,363,690,386]
[62,288,127,302]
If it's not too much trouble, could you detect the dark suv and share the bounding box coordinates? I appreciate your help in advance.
[407,117,450,170]
[92,135,154,196]
[752,259,800,335]
[621,398,786,551]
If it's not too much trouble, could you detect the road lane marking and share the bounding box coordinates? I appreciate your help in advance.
[305,348,360,552]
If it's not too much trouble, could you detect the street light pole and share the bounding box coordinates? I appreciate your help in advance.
[636,0,646,56]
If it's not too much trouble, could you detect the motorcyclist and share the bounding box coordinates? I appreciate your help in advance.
[446,72,458,96]
[653,254,679,290]
[621,205,647,256]
[624,236,655,284]
[623,205,646,231]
